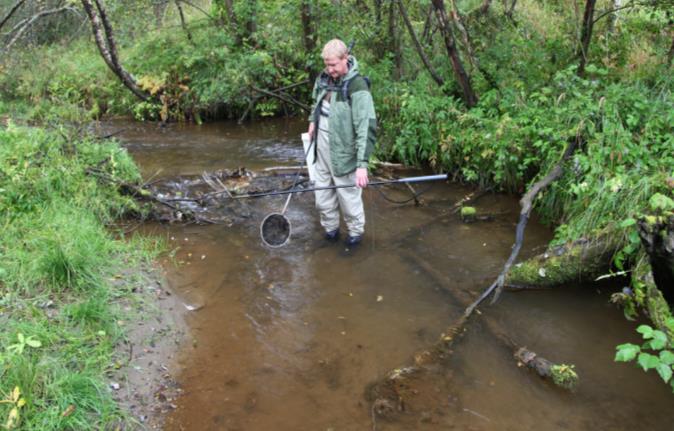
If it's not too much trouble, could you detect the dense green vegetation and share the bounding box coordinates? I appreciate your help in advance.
[0,125,160,428]
[1,0,673,426]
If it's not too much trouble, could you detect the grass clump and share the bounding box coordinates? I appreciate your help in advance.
[0,124,158,429]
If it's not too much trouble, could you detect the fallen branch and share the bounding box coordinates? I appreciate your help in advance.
[250,86,311,112]
[470,135,580,311]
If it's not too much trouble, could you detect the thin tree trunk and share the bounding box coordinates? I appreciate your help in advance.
[421,2,434,44]
[0,0,26,33]
[175,0,193,43]
[300,0,316,55]
[430,0,478,107]
[668,33,674,67]
[577,0,597,76]
[448,0,478,68]
[373,0,382,26]
[397,0,444,86]
[479,0,491,15]
[504,0,517,21]
[81,0,151,102]
[389,0,403,80]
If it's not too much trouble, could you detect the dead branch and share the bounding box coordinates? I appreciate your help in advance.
[250,86,311,112]
[467,135,580,312]
[4,6,78,51]
[403,252,569,381]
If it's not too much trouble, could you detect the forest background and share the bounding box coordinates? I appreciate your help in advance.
[0,0,673,428]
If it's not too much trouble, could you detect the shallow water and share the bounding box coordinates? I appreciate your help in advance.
[103,118,674,430]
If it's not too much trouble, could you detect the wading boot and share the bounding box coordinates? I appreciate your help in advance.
[345,235,362,247]
[324,229,340,242]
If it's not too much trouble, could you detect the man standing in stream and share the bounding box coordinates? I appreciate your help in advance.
[307,39,377,247]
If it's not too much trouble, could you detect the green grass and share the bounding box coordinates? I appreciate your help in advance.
[0,125,159,429]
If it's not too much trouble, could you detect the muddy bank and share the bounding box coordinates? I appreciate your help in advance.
[109,263,188,429]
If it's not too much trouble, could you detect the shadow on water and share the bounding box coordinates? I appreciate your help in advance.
[103,118,674,430]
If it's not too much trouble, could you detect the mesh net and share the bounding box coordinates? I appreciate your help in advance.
[260,213,291,247]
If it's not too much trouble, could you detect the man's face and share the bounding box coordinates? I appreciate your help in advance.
[324,55,348,80]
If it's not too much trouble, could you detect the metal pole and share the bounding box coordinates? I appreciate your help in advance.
[234,174,448,199]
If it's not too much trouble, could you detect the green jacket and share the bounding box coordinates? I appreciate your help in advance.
[309,56,377,177]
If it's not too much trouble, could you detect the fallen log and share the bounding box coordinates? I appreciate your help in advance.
[505,234,620,288]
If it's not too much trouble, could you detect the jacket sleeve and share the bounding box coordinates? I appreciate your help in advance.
[350,88,377,168]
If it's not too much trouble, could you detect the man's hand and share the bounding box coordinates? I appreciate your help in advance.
[355,167,369,188]
[308,122,316,140]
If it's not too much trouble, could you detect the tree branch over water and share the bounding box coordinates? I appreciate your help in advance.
[80,0,153,102]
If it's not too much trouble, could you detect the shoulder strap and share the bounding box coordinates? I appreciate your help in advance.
[346,74,370,106]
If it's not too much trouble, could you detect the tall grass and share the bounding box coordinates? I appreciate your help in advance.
[0,125,158,429]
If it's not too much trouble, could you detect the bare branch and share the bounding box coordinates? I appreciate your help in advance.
[592,1,637,25]
[0,0,26,33]
[4,6,77,51]
[178,0,215,20]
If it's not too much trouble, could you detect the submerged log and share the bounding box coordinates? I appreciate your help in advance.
[505,234,620,288]
[366,252,578,422]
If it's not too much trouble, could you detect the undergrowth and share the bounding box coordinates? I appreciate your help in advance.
[0,124,159,429]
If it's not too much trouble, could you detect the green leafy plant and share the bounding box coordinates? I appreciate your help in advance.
[615,322,674,391]
[550,364,579,390]
[6,334,41,356]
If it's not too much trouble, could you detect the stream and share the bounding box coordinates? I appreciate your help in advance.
[99,118,674,430]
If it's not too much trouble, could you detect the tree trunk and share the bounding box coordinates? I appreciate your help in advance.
[577,0,597,76]
[396,0,444,87]
[388,0,403,80]
[667,33,674,67]
[80,0,151,102]
[373,0,382,26]
[430,0,478,107]
[421,2,434,44]
[300,0,316,56]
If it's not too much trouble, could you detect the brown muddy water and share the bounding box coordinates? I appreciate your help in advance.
[100,119,674,430]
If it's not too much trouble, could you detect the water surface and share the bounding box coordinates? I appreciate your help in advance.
[103,118,674,430]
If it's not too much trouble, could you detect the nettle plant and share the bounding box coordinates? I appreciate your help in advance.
[615,321,674,391]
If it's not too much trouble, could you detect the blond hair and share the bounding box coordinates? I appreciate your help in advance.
[321,39,348,60]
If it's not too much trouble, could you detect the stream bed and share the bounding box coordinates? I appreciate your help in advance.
[100,118,674,430]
